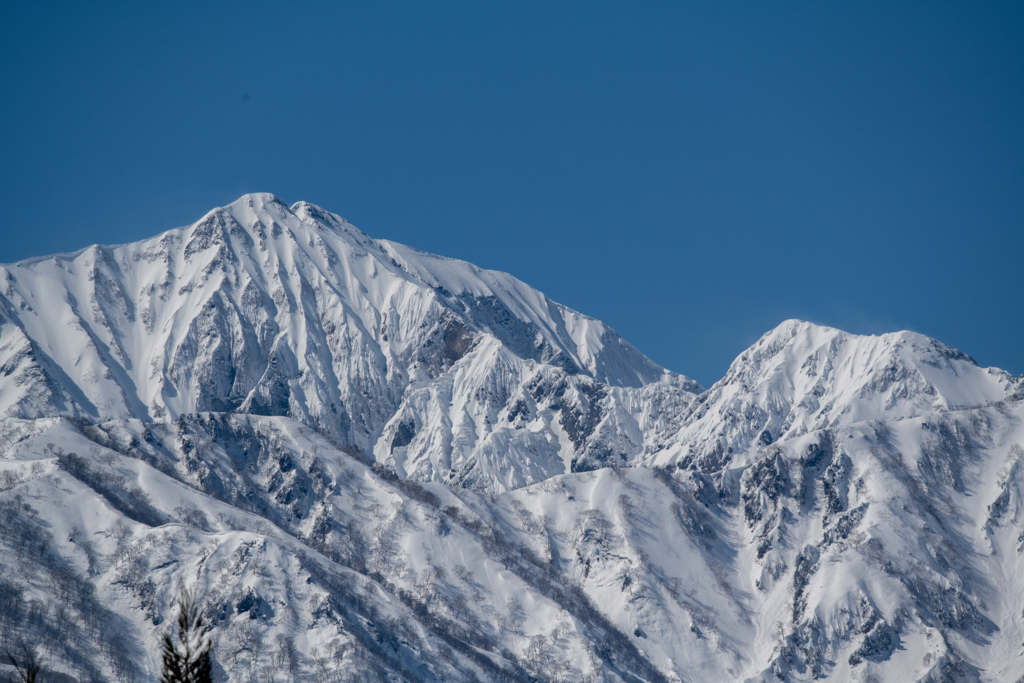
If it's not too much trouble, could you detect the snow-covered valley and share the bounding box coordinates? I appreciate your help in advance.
[1,194,1022,681]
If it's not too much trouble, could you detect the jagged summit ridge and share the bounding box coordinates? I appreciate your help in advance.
[2,194,1024,681]
[0,193,693,492]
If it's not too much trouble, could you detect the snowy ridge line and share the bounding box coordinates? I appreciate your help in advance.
[0,192,694,493]
[2,193,1023,681]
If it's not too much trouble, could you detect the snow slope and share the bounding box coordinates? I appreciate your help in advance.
[646,319,1017,471]
[0,193,697,493]
[1,195,1022,682]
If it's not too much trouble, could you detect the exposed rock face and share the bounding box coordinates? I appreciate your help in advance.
[0,195,1022,682]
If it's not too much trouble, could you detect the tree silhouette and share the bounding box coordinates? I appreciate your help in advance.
[160,588,213,683]
[4,642,41,683]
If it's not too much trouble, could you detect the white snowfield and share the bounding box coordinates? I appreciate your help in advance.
[1,194,1022,682]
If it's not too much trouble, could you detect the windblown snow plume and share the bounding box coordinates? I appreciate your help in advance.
[0,194,1021,682]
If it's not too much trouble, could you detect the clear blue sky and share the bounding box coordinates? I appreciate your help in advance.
[2,2,1022,386]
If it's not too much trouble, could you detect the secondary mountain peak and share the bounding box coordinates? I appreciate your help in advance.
[2,196,1023,682]
[648,318,1015,471]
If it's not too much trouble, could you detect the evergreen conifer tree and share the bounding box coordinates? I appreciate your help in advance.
[160,588,213,683]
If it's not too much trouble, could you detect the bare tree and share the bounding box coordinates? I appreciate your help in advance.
[4,641,42,683]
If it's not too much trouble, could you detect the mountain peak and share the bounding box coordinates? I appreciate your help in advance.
[765,317,836,337]
[738,318,847,364]
[743,319,986,379]
[217,192,292,227]
[0,195,688,491]
[648,318,1015,471]
[231,191,288,208]
[4,198,1024,682]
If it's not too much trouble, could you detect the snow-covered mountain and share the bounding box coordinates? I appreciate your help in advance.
[0,193,697,493]
[645,319,1019,471]
[1,194,1022,682]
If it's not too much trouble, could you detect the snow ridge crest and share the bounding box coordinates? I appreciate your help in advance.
[1,195,1023,682]
[0,194,685,492]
